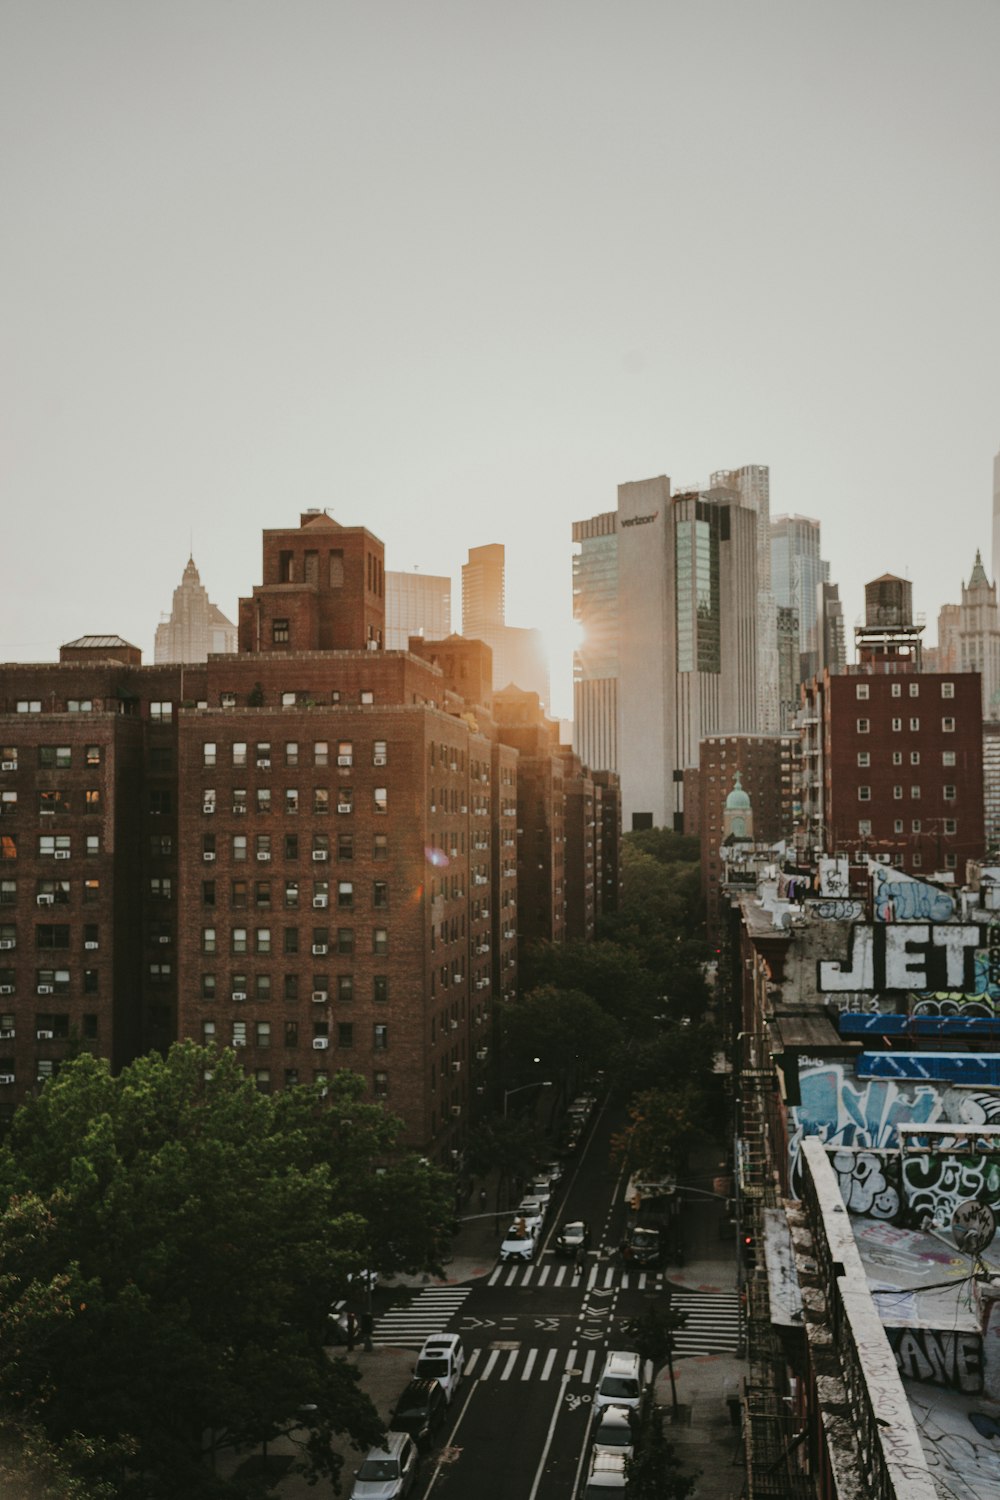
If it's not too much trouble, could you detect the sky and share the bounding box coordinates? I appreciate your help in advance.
[2,0,999,720]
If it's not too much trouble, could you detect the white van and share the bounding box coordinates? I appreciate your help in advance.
[414,1332,465,1404]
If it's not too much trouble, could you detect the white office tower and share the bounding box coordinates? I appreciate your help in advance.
[385,570,451,650]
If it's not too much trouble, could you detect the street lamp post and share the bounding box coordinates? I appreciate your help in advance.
[503,1079,552,1118]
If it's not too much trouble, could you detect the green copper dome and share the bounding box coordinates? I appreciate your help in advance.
[725,771,751,812]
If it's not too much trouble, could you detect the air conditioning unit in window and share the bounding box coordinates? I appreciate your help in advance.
[36,1029,53,1039]
[0,1074,14,1084]
[449,1018,458,1030]
[0,1027,14,1038]
[429,804,436,813]
[337,755,352,767]
[312,850,328,862]
[203,851,216,862]
[232,991,247,1001]
[373,755,387,767]
[451,1060,461,1073]
[203,802,215,813]
[313,895,328,908]
[232,804,246,814]
[0,940,13,950]
[476,1049,488,1061]
[460,805,468,814]
[54,850,70,860]
[1,762,15,771]
[37,894,54,905]
[256,852,271,862]
[312,1037,329,1050]
[337,802,352,814]
[311,990,328,1002]
[0,987,12,996]
[157,934,170,944]
[84,941,98,950]
[450,1104,461,1117]
[312,943,328,955]
[36,984,53,995]
[257,758,271,768]
[231,1037,246,1047]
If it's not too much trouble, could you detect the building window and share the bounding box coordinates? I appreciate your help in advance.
[256,928,271,954]
[909,718,920,732]
[941,682,955,699]
[891,718,902,732]
[284,974,299,1001]
[232,1021,247,1048]
[0,835,16,861]
[373,975,388,1003]
[232,928,248,954]
[1,748,16,770]
[912,853,922,867]
[944,853,957,869]
[285,741,299,767]
[893,819,904,833]
[232,790,248,816]
[337,741,353,768]
[337,927,354,954]
[855,683,869,700]
[373,1070,388,1097]
[315,788,331,815]
[858,786,871,801]
[373,880,388,908]
[374,787,388,814]
[942,751,956,766]
[67,699,93,713]
[337,882,353,908]
[373,834,388,861]
[892,751,902,766]
[910,751,920,765]
[284,1021,298,1048]
[232,742,247,768]
[857,752,870,767]
[256,1021,271,1047]
[856,719,870,734]
[943,784,956,801]
[284,927,299,954]
[202,1020,216,1044]
[86,745,101,766]
[39,747,72,769]
[942,717,955,732]
[232,835,247,862]
[202,928,217,954]
[909,682,920,697]
[373,740,387,765]
[911,785,921,799]
[150,702,172,722]
[284,834,299,860]
[373,1023,388,1051]
[272,619,289,644]
[361,691,374,706]
[912,819,921,832]
[338,1022,354,1048]
[285,788,299,814]
[285,880,299,908]
[338,833,354,861]
[17,700,41,714]
[314,742,329,767]
[338,975,354,1003]
[373,927,388,956]
[282,692,296,708]
[256,789,271,815]
[944,818,958,835]
[891,683,902,698]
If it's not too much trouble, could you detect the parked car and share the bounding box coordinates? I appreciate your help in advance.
[554,1219,591,1257]
[528,1177,554,1211]
[414,1333,465,1404]
[543,1158,564,1185]
[580,1449,628,1495]
[514,1196,546,1230]
[350,1432,418,1500]
[389,1378,447,1448]
[591,1403,637,1460]
[594,1350,644,1412]
[501,1218,538,1262]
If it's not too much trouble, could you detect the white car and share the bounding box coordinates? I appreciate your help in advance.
[414,1332,465,1403]
[528,1177,554,1210]
[350,1432,418,1500]
[580,1450,627,1495]
[591,1403,637,1460]
[514,1197,545,1230]
[500,1218,538,1262]
[594,1350,643,1412]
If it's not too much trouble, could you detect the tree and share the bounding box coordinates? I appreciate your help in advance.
[462,1116,541,1214]
[519,941,658,1027]
[498,986,618,1104]
[0,1045,451,1498]
[611,1085,708,1181]
[626,1402,697,1500]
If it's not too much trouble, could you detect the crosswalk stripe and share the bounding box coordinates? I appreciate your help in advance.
[540,1348,557,1380]
[521,1266,536,1286]
[466,1348,481,1376]
[536,1266,550,1286]
[500,1349,519,1380]
[371,1286,471,1348]
[553,1265,567,1287]
[481,1349,500,1378]
[521,1348,538,1380]
[582,1350,596,1383]
[565,1347,578,1373]
[488,1266,502,1286]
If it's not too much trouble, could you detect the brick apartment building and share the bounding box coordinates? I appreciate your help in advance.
[0,513,610,1160]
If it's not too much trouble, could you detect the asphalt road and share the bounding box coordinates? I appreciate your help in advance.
[384,1094,729,1500]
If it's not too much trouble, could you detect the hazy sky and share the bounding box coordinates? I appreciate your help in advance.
[3,1,999,718]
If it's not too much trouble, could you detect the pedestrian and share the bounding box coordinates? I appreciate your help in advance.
[574,1244,585,1276]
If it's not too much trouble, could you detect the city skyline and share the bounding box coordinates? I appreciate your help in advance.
[3,2,999,720]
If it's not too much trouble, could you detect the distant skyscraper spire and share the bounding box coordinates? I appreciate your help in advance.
[154,556,236,663]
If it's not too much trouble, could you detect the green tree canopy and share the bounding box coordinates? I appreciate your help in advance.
[0,1044,451,1499]
[498,985,619,1099]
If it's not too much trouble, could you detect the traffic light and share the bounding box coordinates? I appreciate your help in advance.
[741,1231,756,1267]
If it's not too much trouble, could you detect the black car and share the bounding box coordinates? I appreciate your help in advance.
[390,1378,447,1448]
[554,1219,591,1257]
[620,1222,662,1267]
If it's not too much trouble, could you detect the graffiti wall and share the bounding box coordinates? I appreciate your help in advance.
[788,1064,1000,1229]
[886,1327,984,1394]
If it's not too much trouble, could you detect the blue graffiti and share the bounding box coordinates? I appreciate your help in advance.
[872,869,955,923]
[788,1066,942,1193]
